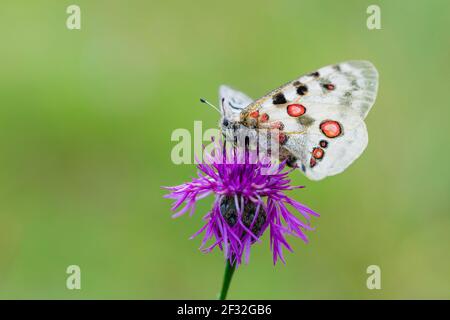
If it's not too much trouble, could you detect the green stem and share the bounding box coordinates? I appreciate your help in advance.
[218,260,236,300]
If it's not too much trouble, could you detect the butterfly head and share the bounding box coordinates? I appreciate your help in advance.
[219,85,253,141]
[199,96,242,142]
[220,112,241,143]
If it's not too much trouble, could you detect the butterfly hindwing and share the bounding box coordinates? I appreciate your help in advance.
[219,85,253,122]
[282,107,368,180]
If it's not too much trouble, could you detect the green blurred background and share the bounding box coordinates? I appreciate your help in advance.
[0,0,449,299]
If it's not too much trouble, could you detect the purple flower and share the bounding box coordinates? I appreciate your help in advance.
[164,142,319,266]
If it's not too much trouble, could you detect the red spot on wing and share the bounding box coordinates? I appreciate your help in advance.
[287,104,306,117]
[278,132,287,144]
[249,111,259,118]
[312,147,324,159]
[271,121,284,130]
[260,113,269,122]
[310,158,317,168]
[320,120,342,138]
[324,84,335,91]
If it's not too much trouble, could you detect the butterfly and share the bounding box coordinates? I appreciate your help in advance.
[217,60,378,181]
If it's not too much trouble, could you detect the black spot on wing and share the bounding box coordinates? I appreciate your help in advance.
[295,83,308,96]
[319,140,328,148]
[228,98,244,110]
[228,101,241,110]
[322,83,335,91]
[298,115,315,127]
[272,92,287,105]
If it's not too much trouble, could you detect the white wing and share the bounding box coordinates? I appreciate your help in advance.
[283,107,368,180]
[249,61,378,119]
[219,85,253,122]
[239,61,378,180]
[298,61,378,119]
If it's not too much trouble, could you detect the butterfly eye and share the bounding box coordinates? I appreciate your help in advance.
[222,119,229,127]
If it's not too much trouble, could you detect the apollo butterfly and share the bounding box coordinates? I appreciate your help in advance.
[215,61,378,180]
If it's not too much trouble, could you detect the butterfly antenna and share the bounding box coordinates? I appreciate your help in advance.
[200,98,221,113]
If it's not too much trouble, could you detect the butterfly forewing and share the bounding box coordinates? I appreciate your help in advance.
[238,60,378,181]
[245,61,377,118]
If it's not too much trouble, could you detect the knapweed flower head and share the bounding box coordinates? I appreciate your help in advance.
[164,142,319,266]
